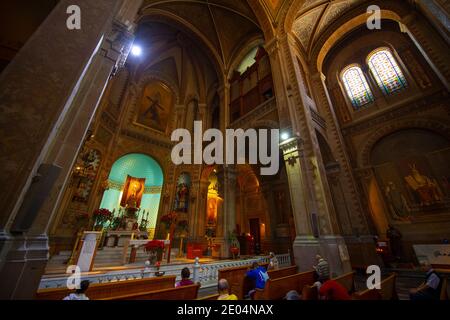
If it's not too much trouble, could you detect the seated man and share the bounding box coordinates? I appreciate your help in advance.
[63,280,90,300]
[246,262,269,299]
[217,279,238,300]
[319,278,351,300]
[313,255,330,282]
[176,267,194,287]
[409,262,442,301]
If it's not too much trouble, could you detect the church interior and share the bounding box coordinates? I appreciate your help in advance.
[0,0,449,301]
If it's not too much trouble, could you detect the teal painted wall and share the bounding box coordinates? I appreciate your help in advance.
[99,153,163,230]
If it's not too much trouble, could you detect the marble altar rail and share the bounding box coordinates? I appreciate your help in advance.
[38,253,291,290]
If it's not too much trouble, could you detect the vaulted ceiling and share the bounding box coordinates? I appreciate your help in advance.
[291,0,367,54]
[139,0,263,70]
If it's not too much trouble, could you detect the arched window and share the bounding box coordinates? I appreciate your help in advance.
[368,48,407,94]
[341,65,374,109]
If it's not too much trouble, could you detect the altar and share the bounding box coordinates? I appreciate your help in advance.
[103,230,148,248]
[122,239,170,264]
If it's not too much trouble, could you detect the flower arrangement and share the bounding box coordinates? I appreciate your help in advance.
[93,208,112,228]
[144,240,165,251]
[144,240,165,264]
[160,211,177,229]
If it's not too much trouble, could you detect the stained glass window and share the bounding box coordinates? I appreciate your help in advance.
[368,49,407,94]
[341,66,374,109]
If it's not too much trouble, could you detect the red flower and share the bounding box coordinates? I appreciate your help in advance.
[93,208,112,218]
[144,240,165,251]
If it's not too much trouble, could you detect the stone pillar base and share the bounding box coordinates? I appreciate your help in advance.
[292,235,352,276]
[0,234,49,299]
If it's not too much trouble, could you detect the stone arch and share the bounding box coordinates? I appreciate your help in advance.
[359,118,450,168]
[311,0,412,74]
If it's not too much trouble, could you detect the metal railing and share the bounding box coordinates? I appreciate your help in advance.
[39,253,291,290]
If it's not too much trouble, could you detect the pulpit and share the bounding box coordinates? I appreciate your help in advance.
[76,231,102,272]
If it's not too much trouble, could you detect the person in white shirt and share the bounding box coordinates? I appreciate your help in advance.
[268,252,279,270]
[63,280,90,300]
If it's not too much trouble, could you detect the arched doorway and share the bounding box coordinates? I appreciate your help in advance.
[100,153,164,236]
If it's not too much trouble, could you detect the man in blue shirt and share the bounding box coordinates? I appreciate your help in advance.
[246,262,269,299]
[409,262,442,300]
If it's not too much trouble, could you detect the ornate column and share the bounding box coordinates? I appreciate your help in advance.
[268,31,352,274]
[0,0,142,299]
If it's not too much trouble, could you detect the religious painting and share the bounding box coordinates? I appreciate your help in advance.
[371,129,450,221]
[374,154,449,220]
[174,173,190,213]
[120,175,146,208]
[72,149,101,203]
[136,81,173,133]
[398,158,444,207]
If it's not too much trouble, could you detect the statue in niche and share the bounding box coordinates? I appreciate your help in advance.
[174,183,189,212]
[384,181,411,220]
[404,164,443,206]
[207,197,217,226]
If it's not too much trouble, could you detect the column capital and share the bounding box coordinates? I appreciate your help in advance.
[279,136,304,155]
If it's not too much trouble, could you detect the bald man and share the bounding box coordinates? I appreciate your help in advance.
[217,279,238,300]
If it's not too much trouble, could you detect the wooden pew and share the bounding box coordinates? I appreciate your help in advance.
[352,289,382,300]
[36,275,176,300]
[333,272,355,294]
[254,270,316,300]
[301,284,319,300]
[103,283,200,300]
[267,265,297,279]
[218,263,269,300]
[352,273,397,300]
[440,277,448,300]
[197,294,220,301]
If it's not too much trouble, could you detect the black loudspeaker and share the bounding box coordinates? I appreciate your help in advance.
[311,212,320,238]
[10,163,62,233]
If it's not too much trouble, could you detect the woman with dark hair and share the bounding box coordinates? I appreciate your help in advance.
[63,280,90,300]
[176,267,194,287]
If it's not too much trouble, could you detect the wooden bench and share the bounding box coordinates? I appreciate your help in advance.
[333,271,356,294]
[103,283,200,300]
[36,275,176,300]
[254,270,316,300]
[218,263,269,300]
[352,273,397,300]
[440,277,448,300]
[197,294,220,300]
[301,284,319,300]
[267,265,297,279]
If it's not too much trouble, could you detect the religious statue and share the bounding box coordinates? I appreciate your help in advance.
[385,181,411,220]
[207,197,217,226]
[404,164,443,206]
[175,183,189,212]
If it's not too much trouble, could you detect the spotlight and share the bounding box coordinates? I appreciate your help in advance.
[281,132,290,141]
[131,45,142,56]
